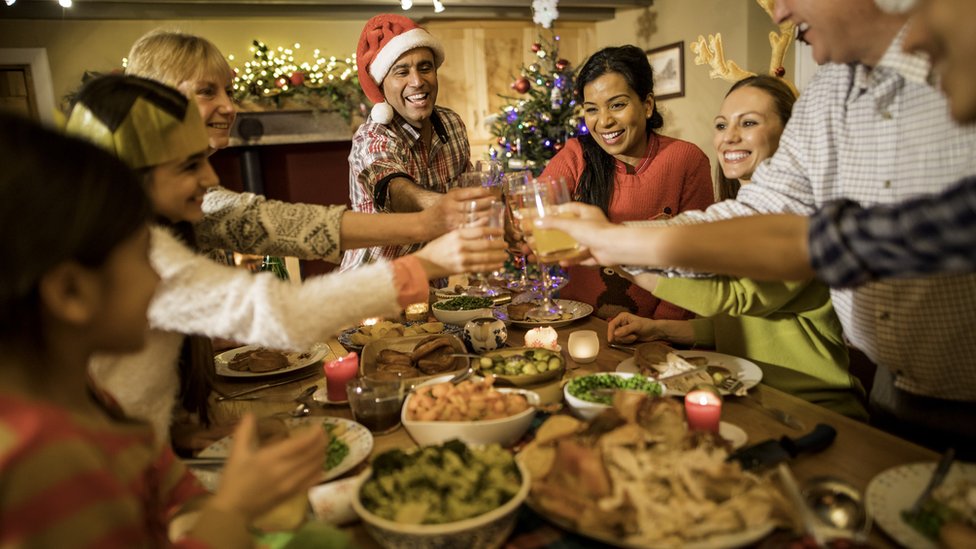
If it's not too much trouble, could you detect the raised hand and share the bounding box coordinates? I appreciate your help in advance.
[207,414,327,521]
[607,312,666,344]
[422,187,496,238]
[533,202,618,266]
[412,226,508,280]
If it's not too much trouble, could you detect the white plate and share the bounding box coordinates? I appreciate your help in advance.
[433,285,510,300]
[502,299,594,329]
[191,417,373,491]
[214,342,333,378]
[867,461,976,549]
[616,350,763,397]
[719,422,748,450]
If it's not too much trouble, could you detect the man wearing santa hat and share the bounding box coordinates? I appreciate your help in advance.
[342,14,490,271]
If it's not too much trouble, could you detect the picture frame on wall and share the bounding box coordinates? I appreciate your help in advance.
[645,41,684,100]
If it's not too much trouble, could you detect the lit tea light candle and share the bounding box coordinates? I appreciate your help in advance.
[324,351,359,402]
[525,326,560,351]
[684,385,722,433]
[404,302,429,322]
[567,330,599,363]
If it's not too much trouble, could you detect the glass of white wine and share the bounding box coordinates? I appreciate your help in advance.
[513,175,580,318]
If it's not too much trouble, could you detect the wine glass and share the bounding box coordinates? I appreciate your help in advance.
[462,199,506,297]
[501,170,533,292]
[512,175,581,319]
[459,169,504,201]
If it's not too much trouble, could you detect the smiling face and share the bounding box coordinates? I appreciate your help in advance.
[381,47,438,128]
[713,86,786,183]
[582,71,654,167]
[775,0,898,65]
[147,151,219,223]
[905,0,976,123]
[178,72,237,150]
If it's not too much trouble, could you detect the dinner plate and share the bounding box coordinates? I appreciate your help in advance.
[190,417,373,491]
[719,421,748,450]
[524,498,775,549]
[214,342,333,378]
[337,322,462,352]
[866,461,976,549]
[433,285,511,300]
[501,299,594,329]
[616,350,763,397]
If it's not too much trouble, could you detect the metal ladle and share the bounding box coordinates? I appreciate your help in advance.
[803,476,871,542]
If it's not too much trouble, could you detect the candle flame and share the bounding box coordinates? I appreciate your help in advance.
[362,317,381,326]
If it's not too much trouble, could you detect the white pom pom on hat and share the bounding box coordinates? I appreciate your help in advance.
[356,14,445,125]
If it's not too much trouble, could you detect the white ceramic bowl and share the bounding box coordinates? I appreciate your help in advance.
[402,374,540,447]
[431,299,495,326]
[563,372,665,420]
[352,458,529,549]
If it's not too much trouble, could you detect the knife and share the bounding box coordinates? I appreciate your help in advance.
[215,370,319,401]
[727,423,837,471]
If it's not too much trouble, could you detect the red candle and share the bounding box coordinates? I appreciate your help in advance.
[324,352,359,402]
[685,388,722,433]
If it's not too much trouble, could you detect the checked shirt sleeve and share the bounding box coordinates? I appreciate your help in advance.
[349,124,414,213]
[809,176,976,288]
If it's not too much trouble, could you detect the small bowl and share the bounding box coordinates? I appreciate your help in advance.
[351,457,530,549]
[432,299,494,326]
[563,372,665,420]
[402,374,540,447]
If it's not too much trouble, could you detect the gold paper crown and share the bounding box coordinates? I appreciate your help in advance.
[690,0,797,94]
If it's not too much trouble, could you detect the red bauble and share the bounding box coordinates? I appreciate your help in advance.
[497,137,506,145]
[531,42,542,53]
[556,59,570,71]
[774,66,786,77]
[512,77,531,94]
[275,77,287,88]
[289,71,305,87]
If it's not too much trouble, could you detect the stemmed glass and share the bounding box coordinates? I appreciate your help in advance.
[501,171,533,292]
[511,175,581,319]
[462,199,506,297]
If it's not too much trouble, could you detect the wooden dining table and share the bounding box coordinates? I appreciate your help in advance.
[210,315,937,548]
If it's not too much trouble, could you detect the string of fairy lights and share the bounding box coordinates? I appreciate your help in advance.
[231,40,357,97]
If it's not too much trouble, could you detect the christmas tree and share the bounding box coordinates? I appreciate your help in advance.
[488,33,584,175]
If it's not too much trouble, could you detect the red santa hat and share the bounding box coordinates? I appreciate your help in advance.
[356,14,445,125]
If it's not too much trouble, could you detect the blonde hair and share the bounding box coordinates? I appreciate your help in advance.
[125,29,232,89]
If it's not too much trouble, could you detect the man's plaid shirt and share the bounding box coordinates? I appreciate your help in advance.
[340,106,471,271]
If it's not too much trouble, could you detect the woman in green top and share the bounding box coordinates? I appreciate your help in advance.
[608,76,866,419]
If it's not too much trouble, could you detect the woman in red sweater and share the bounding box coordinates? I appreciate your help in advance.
[542,45,714,320]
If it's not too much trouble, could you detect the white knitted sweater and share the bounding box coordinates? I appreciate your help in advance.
[89,226,402,444]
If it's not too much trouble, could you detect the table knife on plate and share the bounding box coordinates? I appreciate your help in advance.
[215,370,318,401]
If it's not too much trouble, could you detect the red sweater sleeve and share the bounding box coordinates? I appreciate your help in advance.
[540,138,586,193]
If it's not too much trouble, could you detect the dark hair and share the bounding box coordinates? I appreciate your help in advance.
[716,75,797,200]
[0,113,151,345]
[574,45,664,214]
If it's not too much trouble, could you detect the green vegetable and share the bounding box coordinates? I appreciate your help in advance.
[475,349,563,377]
[322,422,350,471]
[567,374,663,405]
[434,296,494,311]
[902,500,960,541]
[360,441,521,524]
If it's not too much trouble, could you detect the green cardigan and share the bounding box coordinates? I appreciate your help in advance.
[654,277,867,420]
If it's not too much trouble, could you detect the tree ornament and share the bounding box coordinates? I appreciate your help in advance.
[774,66,786,77]
[275,77,287,89]
[512,77,531,94]
[289,71,305,87]
[556,58,570,71]
[550,86,563,110]
[531,42,542,53]
[528,63,540,73]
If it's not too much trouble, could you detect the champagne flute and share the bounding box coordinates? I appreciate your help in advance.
[501,171,533,291]
[463,199,506,297]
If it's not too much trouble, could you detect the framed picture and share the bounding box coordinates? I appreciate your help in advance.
[645,41,685,100]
